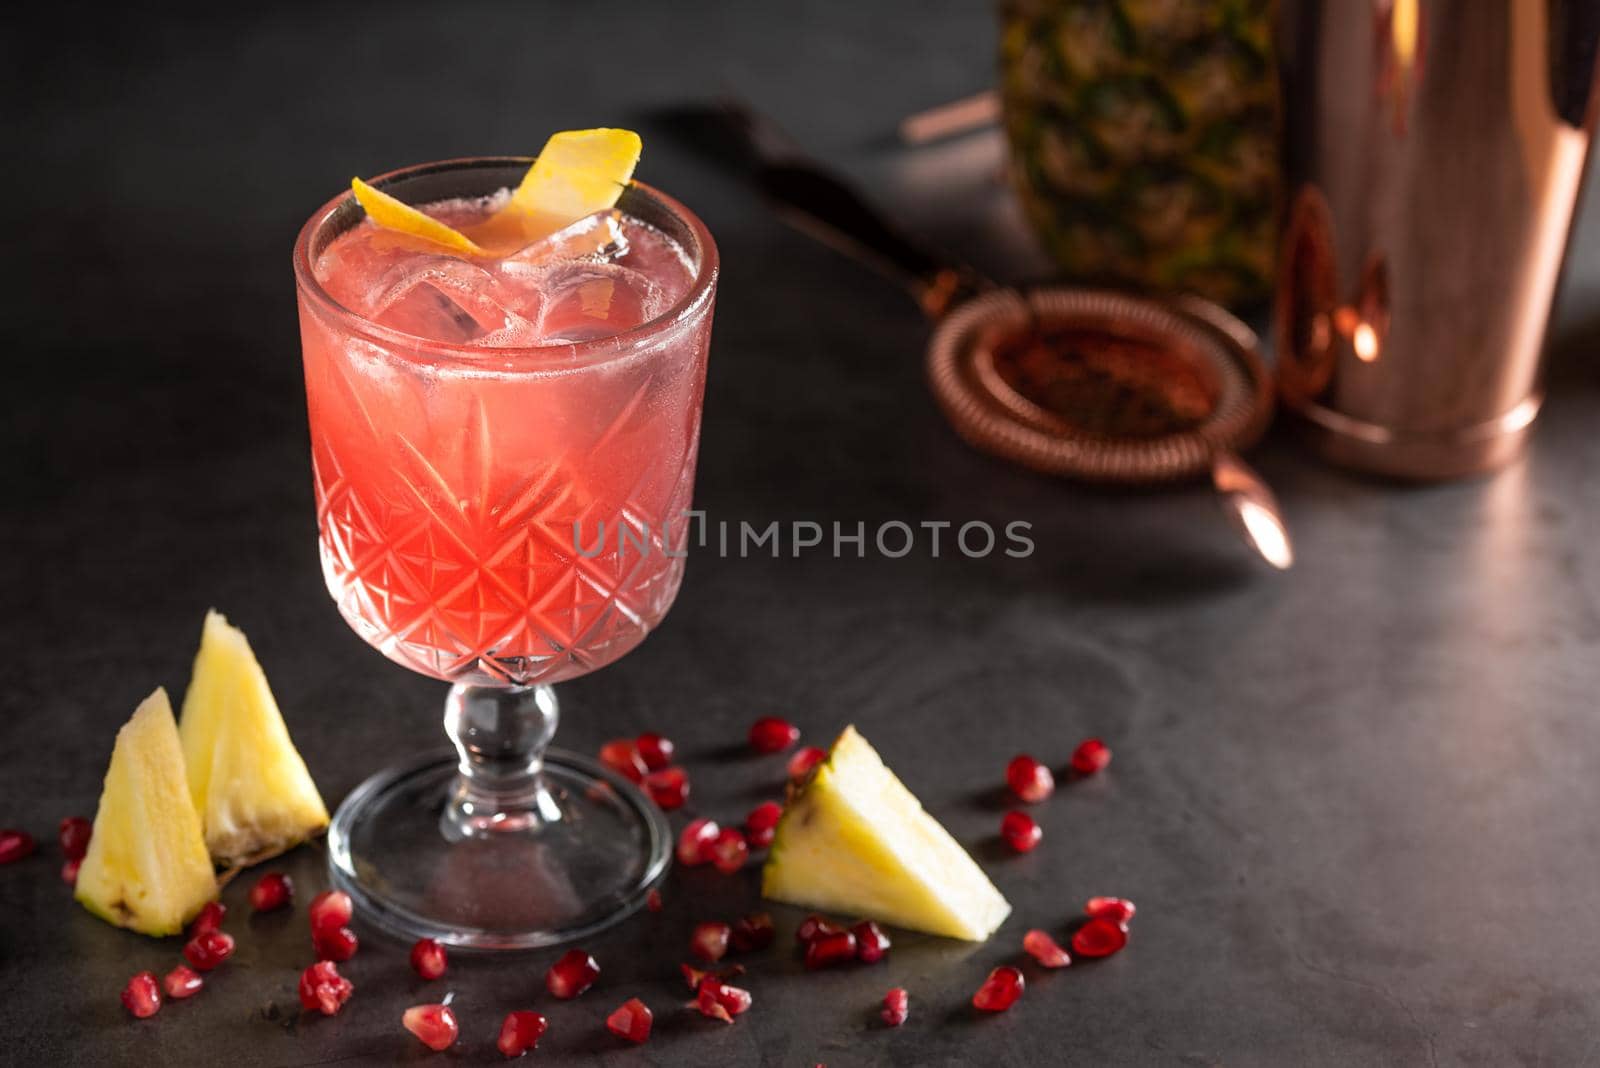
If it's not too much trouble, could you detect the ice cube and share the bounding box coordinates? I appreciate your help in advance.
[498,211,630,276]
[532,262,669,344]
[370,257,529,344]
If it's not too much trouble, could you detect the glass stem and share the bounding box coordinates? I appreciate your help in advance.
[440,683,562,842]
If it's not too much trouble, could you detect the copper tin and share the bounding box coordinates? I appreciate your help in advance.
[926,287,1273,484]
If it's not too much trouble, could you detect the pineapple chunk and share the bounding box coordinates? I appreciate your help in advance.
[762,726,1011,941]
[75,689,217,935]
[179,610,328,868]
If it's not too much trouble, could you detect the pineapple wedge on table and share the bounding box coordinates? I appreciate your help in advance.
[75,689,218,936]
[763,727,1011,942]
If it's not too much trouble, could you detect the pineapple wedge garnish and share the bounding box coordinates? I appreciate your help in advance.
[75,688,217,935]
[762,726,1011,941]
[179,610,328,869]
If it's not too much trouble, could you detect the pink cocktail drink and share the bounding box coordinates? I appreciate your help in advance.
[298,171,714,687]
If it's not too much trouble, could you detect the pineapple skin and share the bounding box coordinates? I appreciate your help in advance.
[74,689,218,936]
[999,0,1282,308]
[180,610,329,869]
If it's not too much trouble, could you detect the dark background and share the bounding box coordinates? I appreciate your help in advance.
[5,4,1600,1066]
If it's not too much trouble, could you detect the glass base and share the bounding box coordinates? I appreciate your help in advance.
[327,748,670,949]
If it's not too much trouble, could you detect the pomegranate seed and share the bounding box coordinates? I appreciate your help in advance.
[1000,810,1042,853]
[1023,929,1072,967]
[606,997,653,1043]
[497,1010,549,1056]
[881,987,909,1027]
[1071,917,1129,958]
[635,732,675,770]
[646,888,663,912]
[183,929,235,971]
[710,827,749,874]
[676,818,720,866]
[1069,737,1112,776]
[163,965,204,999]
[297,961,353,1016]
[410,937,448,980]
[121,971,161,1018]
[643,765,690,810]
[695,976,752,1022]
[731,911,775,952]
[691,921,732,962]
[749,715,800,753]
[314,925,359,962]
[188,900,226,936]
[249,872,294,913]
[61,858,81,886]
[795,914,846,944]
[1085,896,1137,928]
[0,829,34,865]
[972,965,1025,1011]
[599,739,647,783]
[58,816,92,860]
[1004,754,1054,803]
[680,961,745,991]
[546,948,600,999]
[804,930,858,969]
[402,1003,459,1051]
[307,890,352,936]
[787,746,827,784]
[853,921,891,963]
[745,801,782,848]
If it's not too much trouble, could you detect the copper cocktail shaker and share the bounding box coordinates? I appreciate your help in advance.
[1276,0,1600,478]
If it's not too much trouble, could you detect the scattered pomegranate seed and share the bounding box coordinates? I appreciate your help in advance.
[676,818,720,866]
[121,971,161,1018]
[1085,896,1137,928]
[731,911,775,952]
[1023,929,1072,967]
[189,901,226,936]
[0,829,35,865]
[496,1010,548,1056]
[249,872,294,913]
[690,921,732,962]
[599,739,647,783]
[403,1003,459,1051]
[710,827,749,874]
[307,890,352,936]
[314,925,359,962]
[1069,737,1112,776]
[804,930,858,969]
[972,966,1025,1012]
[749,715,800,753]
[1004,754,1055,803]
[881,987,909,1027]
[163,965,204,999]
[297,961,354,1016]
[410,938,448,980]
[58,816,92,860]
[1071,917,1129,958]
[795,914,846,944]
[61,858,81,886]
[635,732,675,771]
[1000,810,1042,853]
[787,746,827,784]
[606,997,653,1043]
[853,921,891,963]
[546,949,600,999]
[646,888,663,912]
[744,801,783,848]
[695,976,752,1023]
[680,961,745,991]
[643,765,690,810]
[183,929,235,971]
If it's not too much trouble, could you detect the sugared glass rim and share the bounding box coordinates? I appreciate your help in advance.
[292,156,719,372]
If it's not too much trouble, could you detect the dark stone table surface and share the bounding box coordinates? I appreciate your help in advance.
[5,4,1600,1066]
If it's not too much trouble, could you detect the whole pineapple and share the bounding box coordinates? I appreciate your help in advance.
[999,0,1281,308]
